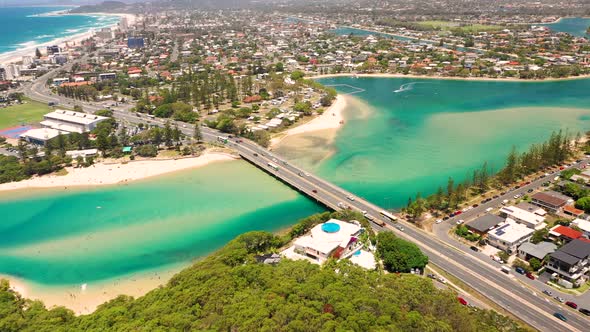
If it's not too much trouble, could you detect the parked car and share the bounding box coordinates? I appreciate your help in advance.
[553,312,567,322]
[427,273,436,279]
[443,216,450,221]
[565,301,578,309]
[579,308,590,316]
[543,290,553,297]
[472,204,479,208]
[469,246,479,252]
[456,219,464,225]
[525,272,535,280]
[457,297,468,306]
[515,267,525,275]
[435,219,443,224]
[527,189,534,193]
[555,296,565,303]
[438,276,447,284]
[312,189,318,193]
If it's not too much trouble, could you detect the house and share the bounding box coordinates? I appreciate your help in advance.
[487,218,535,253]
[517,241,557,262]
[292,219,362,264]
[254,253,281,265]
[499,206,546,230]
[516,202,547,216]
[549,225,584,243]
[466,214,504,235]
[546,239,590,288]
[563,205,584,218]
[531,192,568,212]
[572,218,590,237]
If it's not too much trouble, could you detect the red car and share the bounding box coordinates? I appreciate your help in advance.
[559,166,565,170]
[457,297,468,306]
[455,210,462,215]
[565,301,578,309]
[526,272,535,280]
[312,189,318,193]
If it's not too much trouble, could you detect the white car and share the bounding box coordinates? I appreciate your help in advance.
[347,195,355,201]
[485,207,493,212]
[456,219,464,225]
[435,219,443,224]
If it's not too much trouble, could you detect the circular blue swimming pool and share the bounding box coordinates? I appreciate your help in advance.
[321,222,341,233]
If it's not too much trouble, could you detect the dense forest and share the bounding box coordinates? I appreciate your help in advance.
[0,211,524,332]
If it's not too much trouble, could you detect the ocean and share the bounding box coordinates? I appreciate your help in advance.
[540,17,590,37]
[0,6,120,55]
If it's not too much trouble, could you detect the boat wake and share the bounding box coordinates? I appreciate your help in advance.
[393,82,429,93]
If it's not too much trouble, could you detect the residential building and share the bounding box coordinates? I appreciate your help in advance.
[516,202,547,216]
[531,192,568,212]
[549,225,584,243]
[487,218,535,253]
[572,218,590,238]
[40,110,108,134]
[98,73,117,81]
[517,241,557,262]
[546,239,590,288]
[127,37,145,49]
[292,219,362,264]
[466,214,504,235]
[499,206,546,230]
[563,205,584,218]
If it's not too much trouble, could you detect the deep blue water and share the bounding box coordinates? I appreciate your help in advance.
[0,6,120,54]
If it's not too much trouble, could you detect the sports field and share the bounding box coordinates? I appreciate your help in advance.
[0,99,51,129]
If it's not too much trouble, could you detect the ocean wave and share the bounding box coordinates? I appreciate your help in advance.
[35,34,55,39]
[27,10,68,18]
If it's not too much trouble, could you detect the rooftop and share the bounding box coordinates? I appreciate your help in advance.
[293,219,361,256]
[518,241,557,260]
[488,218,534,243]
[44,110,108,126]
[21,128,62,141]
[550,225,583,240]
[466,214,504,233]
[531,192,568,207]
[572,218,590,233]
[500,206,545,227]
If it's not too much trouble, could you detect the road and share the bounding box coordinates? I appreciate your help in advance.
[21,64,590,331]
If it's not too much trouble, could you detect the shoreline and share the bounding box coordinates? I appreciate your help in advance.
[270,94,347,148]
[309,72,590,83]
[0,151,237,193]
[0,12,136,66]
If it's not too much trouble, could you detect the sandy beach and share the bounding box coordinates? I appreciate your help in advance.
[0,12,136,66]
[309,72,590,83]
[271,94,346,148]
[0,151,237,192]
[1,263,185,315]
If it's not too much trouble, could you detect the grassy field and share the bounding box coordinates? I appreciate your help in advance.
[0,99,52,129]
[416,20,504,32]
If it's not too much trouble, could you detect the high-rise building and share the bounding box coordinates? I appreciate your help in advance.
[0,67,7,81]
[127,37,145,49]
[119,17,129,32]
[22,56,33,66]
[47,45,60,55]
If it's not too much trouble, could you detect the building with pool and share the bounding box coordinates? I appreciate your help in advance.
[285,219,373,267]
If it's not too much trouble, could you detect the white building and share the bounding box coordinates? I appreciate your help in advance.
[499,206,546,230]
[292,219,362,264]
[487,218,535,253]
[20,128,62,145]
[41,110,108,134]
[572,218,590,238]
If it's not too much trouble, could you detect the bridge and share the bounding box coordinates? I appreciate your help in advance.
[18,65,590,332]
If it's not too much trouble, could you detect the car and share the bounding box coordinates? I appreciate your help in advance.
[443,216,450,221]
[427,273,436,279]
[455,210,462,215]
[559,166,565,170]
[500,191,507,195]
[394,224,405,232]
[253,153,258,157]
[438,276,447,284]
[515,267,525,274]
[457,297,468,305]
[579,308,590,316]
[492,195,499,199]
[435,219,443,224]
[298,172,304,177]
[525,181,531,185]
[469,246,479,252]
[565,301,578,309]
[525,272,535,280]
[502,199,509,205]
[543,290,553,297]
[456,219,464,225]
[553,312,567,322]
[485,207,493,212]
[312,189,318,193]
[347,195,355,201]
[472,204,479,208]
[555,296,565,303]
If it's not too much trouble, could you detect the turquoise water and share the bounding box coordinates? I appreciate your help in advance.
[0,7,120,55]
[0,161,324,285]
[305,77,590,209]
[3,77,590,288]
[540,17,590,37]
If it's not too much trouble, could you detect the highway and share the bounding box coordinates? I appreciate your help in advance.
[20,65,590,331]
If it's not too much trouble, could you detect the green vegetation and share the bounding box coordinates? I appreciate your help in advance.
[377,231,429,272]
[0,99,52,129]
[0,219,523,331]
[415,21,504,33]
[455,225,481,242]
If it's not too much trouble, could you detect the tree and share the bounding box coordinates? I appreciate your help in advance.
[193,123,202,142]
[575,196,590,213]
[529,257,542,271]
[290,70,304,80]
[377,231,429,272]
[35,48,42,58]
[530,228,548,244]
